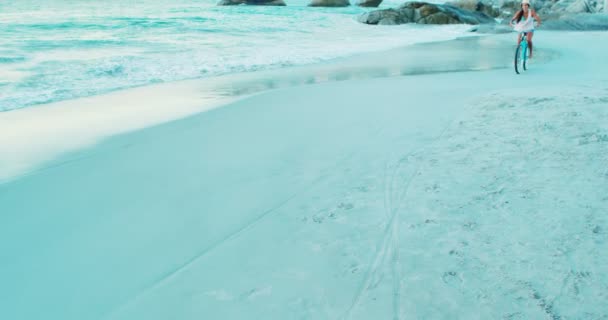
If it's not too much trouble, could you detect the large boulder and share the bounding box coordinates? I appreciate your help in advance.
[541,12,608,29]
[357,0,383,7]
[308,0,350,6]
[448,0,501,17]
[218,0,286,5]
[218,0,245,5]
[495,0,608,29]
[358,1,496,25]
[497,0,564,21]
[448,0,608,30]
[461,0,605,17]
[550,0,595,13]
[497,0,605,17]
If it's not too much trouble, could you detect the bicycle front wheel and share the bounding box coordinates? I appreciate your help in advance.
[514,45,522,74]
[522,45,528,71]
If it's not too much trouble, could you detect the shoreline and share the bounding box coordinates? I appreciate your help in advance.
[0,32,535,183]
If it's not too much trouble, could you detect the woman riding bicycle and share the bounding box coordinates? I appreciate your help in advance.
[509,0,542,58]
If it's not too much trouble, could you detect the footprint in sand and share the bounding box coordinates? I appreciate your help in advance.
[441,271,462,286]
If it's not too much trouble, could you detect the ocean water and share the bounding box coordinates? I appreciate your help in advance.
[0,0,469,111]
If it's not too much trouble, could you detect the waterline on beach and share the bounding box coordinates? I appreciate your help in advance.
[0,35,533,183]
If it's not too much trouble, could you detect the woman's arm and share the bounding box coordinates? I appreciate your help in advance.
[510,10,522,26]
[532,10,542,26]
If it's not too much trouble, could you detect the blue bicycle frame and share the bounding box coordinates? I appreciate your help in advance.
[514,32,528,74]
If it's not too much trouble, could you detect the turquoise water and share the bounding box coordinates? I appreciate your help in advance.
[0,0,466,111]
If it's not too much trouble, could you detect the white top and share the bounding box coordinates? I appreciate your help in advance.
[514,10,534,32]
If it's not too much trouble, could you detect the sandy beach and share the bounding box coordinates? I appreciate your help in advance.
[1,30,608,319]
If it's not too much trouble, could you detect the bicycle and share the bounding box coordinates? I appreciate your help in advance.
[514,31,528,74]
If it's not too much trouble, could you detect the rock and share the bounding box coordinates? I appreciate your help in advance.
[246,0,286,5]
[552,0,594,13]
[359,1,496,25]
[468,0,607,29]
[358,9,398,24]
[496,0,527,18]
[541,12,608,29]
[448,0,501,17]
[308,0,350,7]
[217,0,245,5]
[498,0,604,16]
[357,0,383,7]
[217,0,286,5]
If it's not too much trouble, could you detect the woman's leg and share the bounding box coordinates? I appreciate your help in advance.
[526,32,534,58]
[518,33,523,45]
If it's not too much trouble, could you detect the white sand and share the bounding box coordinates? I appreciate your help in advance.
[1,31,607,320]
[0,80,238,183]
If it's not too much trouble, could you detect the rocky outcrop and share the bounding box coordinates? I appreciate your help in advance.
[247,0,286,5]
[492,0,607,25]
[358,2,495,25]
[356,0,383,7]
[308,0,350,6]
[218,0,286,5]
[541,12,608,29]
[218,0,245,5]
[550,0,597,13]
[357,0,608,27]
[472,0,603,18]
[448,0,500,17]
